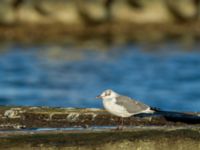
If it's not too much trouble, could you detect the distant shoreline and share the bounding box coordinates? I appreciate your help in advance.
[1,0,200,44]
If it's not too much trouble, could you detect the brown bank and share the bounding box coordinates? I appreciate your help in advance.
[0,106,199,149]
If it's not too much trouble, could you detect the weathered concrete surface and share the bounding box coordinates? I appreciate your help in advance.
[0,127,199,150]
[0,106,199,149]
[0,106,199,129]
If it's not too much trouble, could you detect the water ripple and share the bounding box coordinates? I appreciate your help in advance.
[0,44,200,112]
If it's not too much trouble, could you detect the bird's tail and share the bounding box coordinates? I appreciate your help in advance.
[150,107,191,116]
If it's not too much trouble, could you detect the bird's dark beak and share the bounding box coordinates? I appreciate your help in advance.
[96,95,102,99]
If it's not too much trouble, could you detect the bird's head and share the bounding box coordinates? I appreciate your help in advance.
[96,89,119,99]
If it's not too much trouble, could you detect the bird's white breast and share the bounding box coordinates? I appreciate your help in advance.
[102,98,132,117]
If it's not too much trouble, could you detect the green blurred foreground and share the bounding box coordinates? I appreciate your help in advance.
[0,127,200,150]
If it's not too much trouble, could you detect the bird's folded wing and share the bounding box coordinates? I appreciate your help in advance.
[115,96,149,114]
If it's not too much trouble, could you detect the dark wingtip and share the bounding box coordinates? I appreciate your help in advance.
[150,107,161,112]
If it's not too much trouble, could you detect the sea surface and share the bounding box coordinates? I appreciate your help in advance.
[0,43,200,112]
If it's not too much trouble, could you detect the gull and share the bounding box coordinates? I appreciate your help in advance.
[96,89,155,129]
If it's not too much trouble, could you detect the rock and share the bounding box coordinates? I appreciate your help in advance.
[111,0,174,23]
[17,1,46,24]
[16,0,82,24]
[0,0,15,24]
[36,0,82,24]
[167,0,197,21]
[0,0,199,25]
[76,0,108,24]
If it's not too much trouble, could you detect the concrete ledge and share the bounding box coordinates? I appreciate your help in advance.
[0,106,199,129]
[0,106,200,149]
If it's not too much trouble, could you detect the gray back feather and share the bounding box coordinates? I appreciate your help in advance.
[115,96,149,114]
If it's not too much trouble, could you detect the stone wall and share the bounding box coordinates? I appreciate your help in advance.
[0,0,200,25]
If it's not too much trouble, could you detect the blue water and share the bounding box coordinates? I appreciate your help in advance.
[0,43,200,112]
